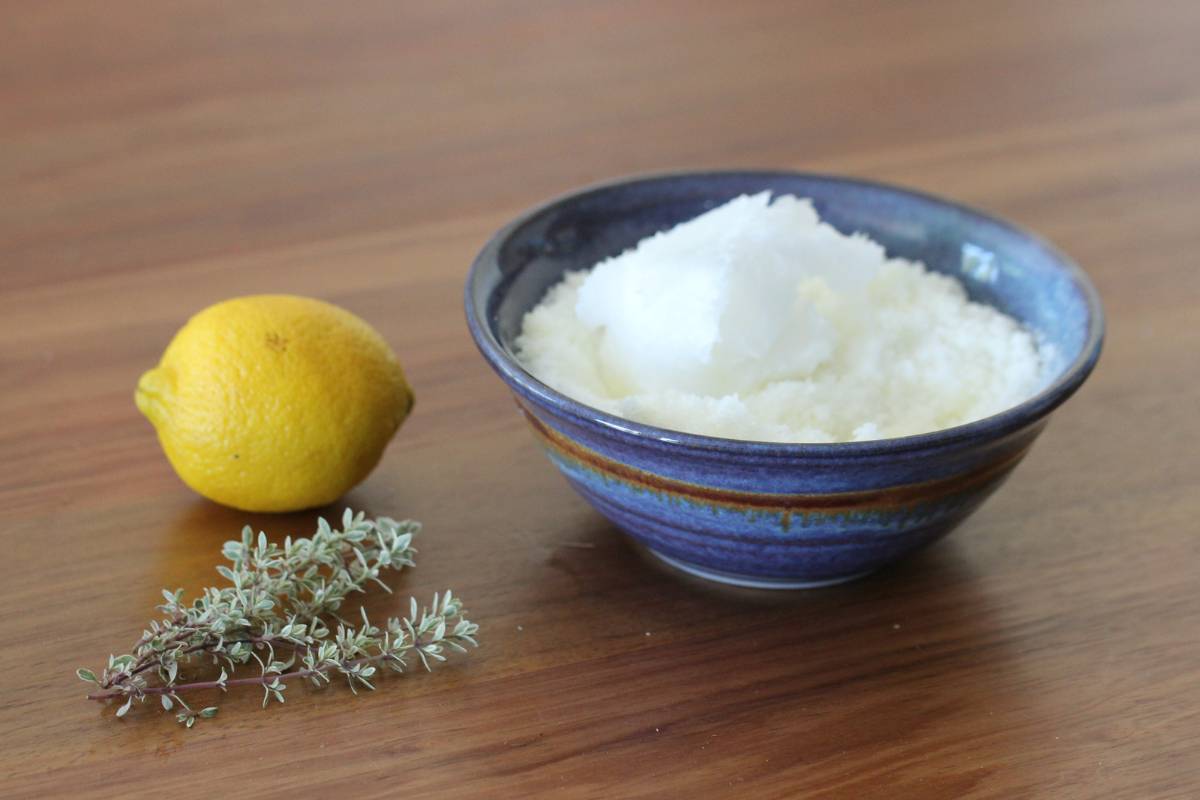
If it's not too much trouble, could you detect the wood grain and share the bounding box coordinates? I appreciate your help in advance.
[2,1,1198,797]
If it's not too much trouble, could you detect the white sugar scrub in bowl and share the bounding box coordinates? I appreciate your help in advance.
[515,192,1045,443]
[465,171,1103,588]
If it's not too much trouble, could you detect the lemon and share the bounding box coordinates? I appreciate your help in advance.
[136,295,413,512]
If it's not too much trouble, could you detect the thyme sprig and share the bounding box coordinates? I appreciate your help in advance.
[77,510,478,727]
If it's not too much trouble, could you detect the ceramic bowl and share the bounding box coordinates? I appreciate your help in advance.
[464,171,1104,589]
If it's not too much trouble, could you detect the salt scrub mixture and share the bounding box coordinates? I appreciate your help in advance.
[516,193,1043,443]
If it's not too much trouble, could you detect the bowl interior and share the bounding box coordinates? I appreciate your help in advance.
[471,171,1101,434]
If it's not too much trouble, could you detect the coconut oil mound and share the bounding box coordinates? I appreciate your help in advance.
[515,193,1042,443]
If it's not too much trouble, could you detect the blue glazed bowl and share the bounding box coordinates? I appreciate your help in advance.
[465,171,1104,589]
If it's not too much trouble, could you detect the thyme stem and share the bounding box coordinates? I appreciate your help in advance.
[88,651,403,699]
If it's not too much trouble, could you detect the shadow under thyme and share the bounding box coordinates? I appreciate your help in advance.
[87,499,475,725]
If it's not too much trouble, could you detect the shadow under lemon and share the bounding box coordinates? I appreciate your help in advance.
[158,491,381,600]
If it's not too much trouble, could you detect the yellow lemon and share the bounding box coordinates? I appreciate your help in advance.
[136,295,413,512]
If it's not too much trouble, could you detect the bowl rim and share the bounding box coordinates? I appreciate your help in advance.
[464,169,1105,458]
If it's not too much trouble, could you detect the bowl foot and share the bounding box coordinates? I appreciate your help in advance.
[646,548,874,590]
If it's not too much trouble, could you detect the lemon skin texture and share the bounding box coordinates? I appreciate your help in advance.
[135,295,413,512]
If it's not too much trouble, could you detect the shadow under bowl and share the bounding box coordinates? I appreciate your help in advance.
[465,171,1104,588]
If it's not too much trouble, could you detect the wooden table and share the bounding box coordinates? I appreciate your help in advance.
[3,2,1197,797]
